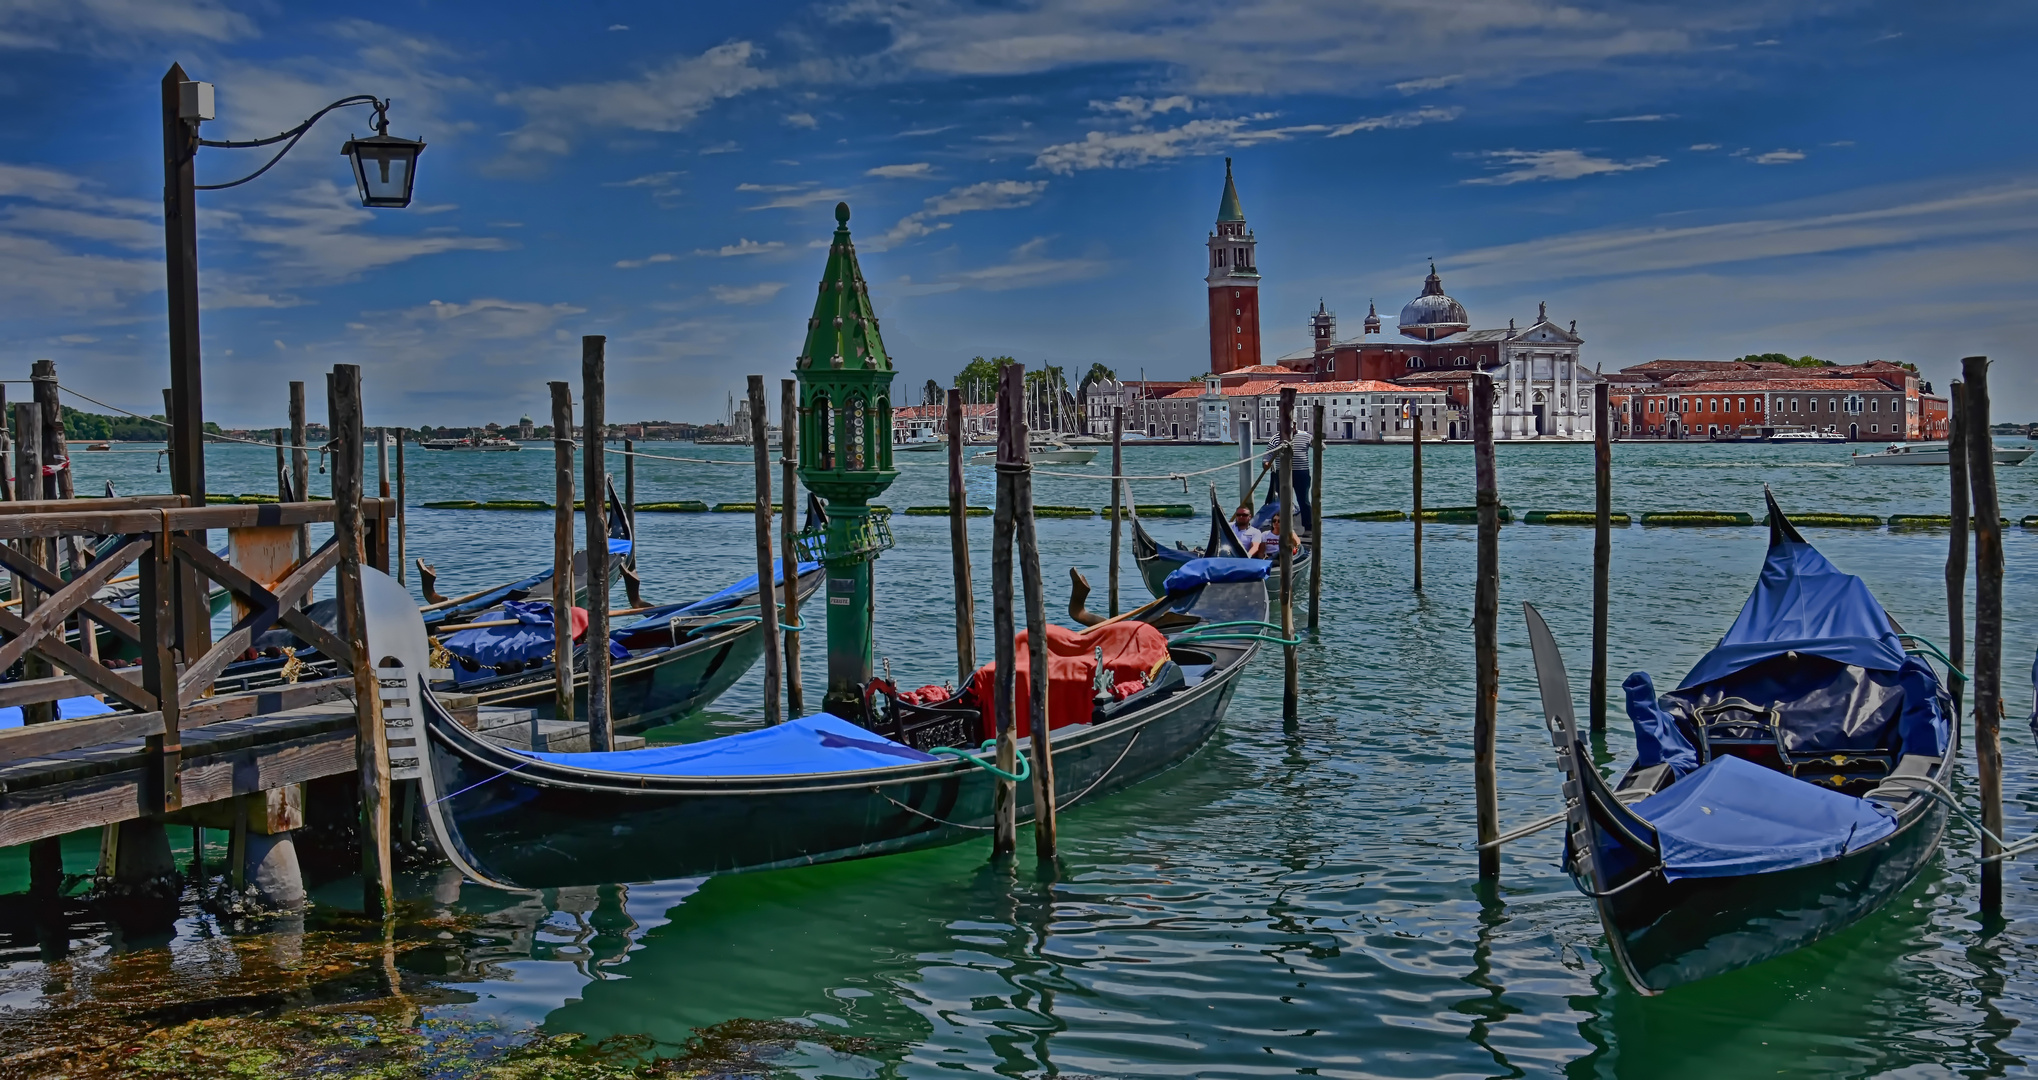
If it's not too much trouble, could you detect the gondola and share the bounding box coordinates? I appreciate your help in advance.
[1124,479,1311,601]
[403,558,1272,890]
[1524,490,1955,995]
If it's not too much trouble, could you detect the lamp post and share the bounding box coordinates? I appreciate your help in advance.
[159,62,424,507]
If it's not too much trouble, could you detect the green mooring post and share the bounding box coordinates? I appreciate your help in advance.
[796,203,899,719]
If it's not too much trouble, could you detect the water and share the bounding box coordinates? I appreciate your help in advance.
[8,437,2038,1077]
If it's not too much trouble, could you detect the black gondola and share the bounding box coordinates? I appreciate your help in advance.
[1125,480,1311,601]
[1524,491,1956,994]
[410,562,1272,889]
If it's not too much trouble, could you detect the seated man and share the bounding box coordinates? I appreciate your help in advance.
[1231,504,1269,558]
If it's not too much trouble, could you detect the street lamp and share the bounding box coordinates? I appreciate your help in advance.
[160,62,424,509]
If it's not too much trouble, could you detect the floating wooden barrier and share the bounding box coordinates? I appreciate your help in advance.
[204,493,281,504]
[419,499,550,511]
[1034,505,1093,518]
[1889,514,2012,529]
[1525,510,1632,527]
[1758,512,1881,528]
[906,504,989,517]
[2022,515,2037,529]
[713,502,783,514]
[634,500,709,513]
[1423,504,1514,524]
[1330,509,1408,522]
[1640,511,1754,527]
[1105,504,1194,518]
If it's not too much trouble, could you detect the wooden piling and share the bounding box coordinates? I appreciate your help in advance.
[1411,402,1423,591]
[1109,406,1123,617]
[584,339,614,749]
[1946,381,1968,724]
[747,374,783,727]
[1014,377,1058,860]
[13,399,58,901]
[289,382,309,567]
[1473,373,1501,880]
[990,366,1021,858]
[0,383,10,502]
[1591,382,1612,732]
[376,425,389,499]
[780,379,804,718]
[394,430,406,588]
[1279,387,1298,721]
[946,388,976,685]
[1961,357,2003,917]
[275,427,287,498]
[1237,416,1254,508]
[548,381,575,727]
[1309,403,1324,633]
[331,364,392,920]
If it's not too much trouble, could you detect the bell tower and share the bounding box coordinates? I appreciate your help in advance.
[1206,158,1261,375]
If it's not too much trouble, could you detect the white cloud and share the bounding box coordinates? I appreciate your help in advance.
[711,282,786,304]
[231,179,513,282]
[867,163,934,179]
[1588,113,1677,123]
[607,171,682,188]
[1089,95,1195,120]
[609,23,629,30]
[1327,105,1461,137]
[1392,74,1463,93]
[501,42,774,156]
[698,141,742,155]
[0,0,253,54]
[1690,143,1721,151]
[1034,115,1301,174]
[694,238,784,257]
[738,182,851,210]
[1752,149,1806,165]
[897,125,957,137]
[940,237,1107,292]
[1462,149,1667,185]
[872,179,1048,249]
[784,111,818,128]
[615,253,676,268]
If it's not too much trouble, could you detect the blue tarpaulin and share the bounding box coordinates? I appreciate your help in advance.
[1679,539,1907,690]
[443,601,626,686]
[0,696,112,730]
[523,713,937,776]
[1633,754,1896,880]
[1623,671,1699,776]
[1163,557,1271,592]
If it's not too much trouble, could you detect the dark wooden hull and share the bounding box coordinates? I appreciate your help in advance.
[1585,785,1948,993]
[419,639,1254,889]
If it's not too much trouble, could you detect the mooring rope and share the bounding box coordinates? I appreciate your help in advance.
[600,445,753,468]
[1878,773,2038,863]
[56,384,340,454]
[930,739,1031,782]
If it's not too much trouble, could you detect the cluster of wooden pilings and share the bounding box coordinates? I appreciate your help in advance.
[1462,358,2015,917]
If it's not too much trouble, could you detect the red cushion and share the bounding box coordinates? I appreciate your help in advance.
[974,621,1171,740]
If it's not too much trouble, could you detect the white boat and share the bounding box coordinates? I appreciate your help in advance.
[970,441,1099,465]
[1769,430,1848,444]
[1850,441,2034,466]
[421,435,523,452]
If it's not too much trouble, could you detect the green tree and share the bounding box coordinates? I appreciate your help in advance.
[954,356,1018,396]
[1077,361,1117,400]
[922,379,942,406]
[1735,352,1830,368]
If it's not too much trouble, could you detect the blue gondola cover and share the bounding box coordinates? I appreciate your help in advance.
[1633,754,1897,880]
[1163,557,1272,592]
[1622,671,1699,776]
[523,713,936,776]
[443,601,626,682]
[1679,538,1908,689]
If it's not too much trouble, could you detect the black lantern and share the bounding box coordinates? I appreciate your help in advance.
[341,116,425,209]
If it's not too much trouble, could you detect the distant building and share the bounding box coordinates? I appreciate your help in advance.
[1604,358,1945,440]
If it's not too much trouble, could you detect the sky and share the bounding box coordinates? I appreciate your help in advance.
[4,0,2036,428]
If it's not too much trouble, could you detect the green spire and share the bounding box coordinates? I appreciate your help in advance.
[798,202,891,372]
[1216,157,1245,223]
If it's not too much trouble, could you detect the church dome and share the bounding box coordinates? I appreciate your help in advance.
[1398,263,1468,341]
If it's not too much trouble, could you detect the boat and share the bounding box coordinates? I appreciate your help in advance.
[420,434,523,451]
[970,440,1099,465]
[1768,430,1847,444]
[84,442,111,452]
[410,558,1271,889]
[1125,480,1311,601]
[1522,490,1955,995]
[1849,441,2034,466]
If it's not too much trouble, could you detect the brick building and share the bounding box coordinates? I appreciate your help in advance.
[1604,358,1947,441]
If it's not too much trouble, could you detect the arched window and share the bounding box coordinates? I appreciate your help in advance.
[875,396,892,470]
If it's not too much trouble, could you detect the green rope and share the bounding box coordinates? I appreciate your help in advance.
[1898,634,1970,683]
[930,739,1031,783]
[778,617,805,632]
[1172,632,1304,647]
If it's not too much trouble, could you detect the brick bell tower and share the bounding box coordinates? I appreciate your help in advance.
[1207,158,1261,375]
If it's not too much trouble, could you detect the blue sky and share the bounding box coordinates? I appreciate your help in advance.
[5,0,2035,426]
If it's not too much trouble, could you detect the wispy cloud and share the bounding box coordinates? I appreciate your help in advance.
[783,111,817,128]
[1462,149,1667,185]
[711,282,785,304]
[1392,74,1463,94]
[1690,143,1721,151]
[1747,148,1805,165]
[897,124,957,137]
[694,238,784,257]
[1588,113,1677,123]
[867,163,934,179]
[615,252,675,269]
[941,236,1107,292]
[873,179,1048,249]
[1327,105,1461,137]
[1089,95,1195,120]
[500,42,773,156]
[606,171,682,188]
[1034,106,1458,173]
[737,181,849,210]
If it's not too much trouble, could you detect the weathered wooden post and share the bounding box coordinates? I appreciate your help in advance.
[289,382,310,566]
[1013,374,1058,860]
[371,426,390,574]
[1309,402,1324,632]
[394,429,406,587]
[946,387,976,685]
[275,427,287,498]
[1279,387,1298,720]
[1237,414,1253,508]
[0,384,10,502]
[1411,400,1423,591]
[548,381,575,726]
[748,374,783,727]
[780,379,804,718]
[331,364,392,919]
[376,425,389,499]
[1961,358,2004,917]
[1109,405,1124,617]
[1946,381,1968,723]
[584,339,614,749]
[14,400,61,902]
[1473,372,1501,880]
[1591,381,1612,732]
[991,365,1021,857]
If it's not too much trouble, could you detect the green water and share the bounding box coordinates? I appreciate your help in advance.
[5,438,2037,1077]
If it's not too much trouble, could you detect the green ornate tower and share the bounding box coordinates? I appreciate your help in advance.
[796,202,899,718]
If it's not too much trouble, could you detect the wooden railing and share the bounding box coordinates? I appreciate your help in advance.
[0,497,392,813]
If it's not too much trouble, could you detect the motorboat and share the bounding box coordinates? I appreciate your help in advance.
[1768,430,1848,444]
[970,441,1099,465]
[1850,441,2033,466]
[421,434,523,451]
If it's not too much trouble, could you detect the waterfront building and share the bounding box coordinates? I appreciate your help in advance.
[1605,358,1947,440]
[1153,377,1451,443]
[1082,377,1200,437]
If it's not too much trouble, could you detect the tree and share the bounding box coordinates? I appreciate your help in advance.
[1077,361,1118,400]
[1735,352,1830,368]
[954,356,1018,398]
[922,379,941,406]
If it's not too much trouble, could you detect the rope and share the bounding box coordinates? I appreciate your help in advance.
[1897,634,1970,682]
[56,384,338,453]
[1877,774,2038,863]
[429,760,534,806]
[929,739,1030,782]
[880,791,994,831]
[1033,447,1283,483]
[600,445,753,468]
[1056,728,1141,811]
[778,618,805,632]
